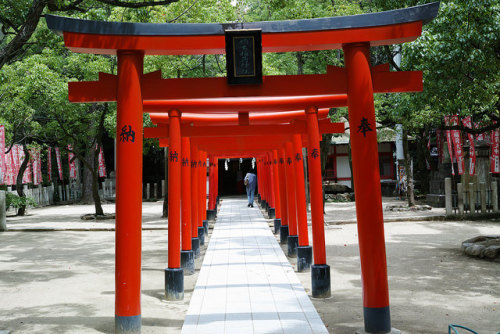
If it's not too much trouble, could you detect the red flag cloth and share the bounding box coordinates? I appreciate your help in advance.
[47,147,52,182]
[462,117,476,175]
[0,125,5,185]
[6,150,14,185]
[98,146,106,177]
[55,147,63,180]
[444,116,455,175]
[68,145,77,179]
[491,127,500,173]
[450,115,465,175]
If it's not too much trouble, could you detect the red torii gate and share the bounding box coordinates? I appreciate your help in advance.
[46,3,439,333]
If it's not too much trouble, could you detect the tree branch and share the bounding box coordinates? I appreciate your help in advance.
[0,0,48,69]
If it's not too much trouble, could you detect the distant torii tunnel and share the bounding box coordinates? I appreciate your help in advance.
[46,2,439,333]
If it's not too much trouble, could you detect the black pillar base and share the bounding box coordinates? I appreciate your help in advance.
[115,315,141,334]
[203,220,208,236]
[280,225,289,245]
[198,226,205,245]
[180,250,195,275]
[287,235,298,258]
[258,194,261,203]
[191,237,200,258]
[165,268,184,301]
[216,196,220,205]
[355,306,396,334]
[273,218,281,234]
[207,209,216,221]
[269,207,275,219]
[311,264,331,298]
[297,246,312,272]
[261,200,267,210]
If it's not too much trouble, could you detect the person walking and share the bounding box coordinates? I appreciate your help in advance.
[244,170,257,207]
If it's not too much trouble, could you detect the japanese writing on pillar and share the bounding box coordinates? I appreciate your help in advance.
[182,158,189,167]
[295,153,301,162]
[119,125,135,143]
[358,117,373,137]
[279,158,284,164]
[169,150,178,162]
[310,148,319,159]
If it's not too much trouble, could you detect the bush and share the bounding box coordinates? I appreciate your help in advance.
[5,192,37,210]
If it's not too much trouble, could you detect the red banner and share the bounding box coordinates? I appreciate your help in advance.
[0,125,4,185]
[444,116,455,175]
[47,147,52,182]
[98,146,106,178]
[55,147,63,180]
[68,145,77,179]
[450,115,465,175]
[462,117,476,175]
[491,127,500,173]
[5,150,15,185]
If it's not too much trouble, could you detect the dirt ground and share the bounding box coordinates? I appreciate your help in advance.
[0,201,499,333]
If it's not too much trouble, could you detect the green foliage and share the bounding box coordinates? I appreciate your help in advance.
[5,192,36,210]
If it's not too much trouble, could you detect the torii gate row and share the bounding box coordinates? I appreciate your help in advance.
[149,115,344,295]
[46,3,439,333]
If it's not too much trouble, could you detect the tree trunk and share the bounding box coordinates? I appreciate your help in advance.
[403,128,416,206]
[15,144,30,216]
[92,144,104,216]
[81,149,94,203]
[162,147,168,218]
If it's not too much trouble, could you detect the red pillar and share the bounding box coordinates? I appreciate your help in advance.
[293,134,309,246]
[181,136,192,251]
[165,109,183,300]
[209,156,216,210]
[180,137,194,274]
[267,152,275,217]
[344,42,392,333]
[115,50,143,333]
[305,105,330,298]
[191,146,202,245]
[201,151,208,235]
[278,149,288,223]
[285,141,297,236]
[272,150,282,232]
[278,148,289,244]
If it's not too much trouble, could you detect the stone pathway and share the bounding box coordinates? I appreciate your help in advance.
[181,197,328,334]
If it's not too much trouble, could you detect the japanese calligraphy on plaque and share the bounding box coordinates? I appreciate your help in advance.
[225,29,262,85]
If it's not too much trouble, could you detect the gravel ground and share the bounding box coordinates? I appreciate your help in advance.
[0,199,498,333]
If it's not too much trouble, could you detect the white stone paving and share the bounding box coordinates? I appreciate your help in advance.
[181,197,329,334]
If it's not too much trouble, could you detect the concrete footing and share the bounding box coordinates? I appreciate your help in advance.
[198,227,205,245]
[191,237,200,258]
[273,219,281,234]
[311,264,331,298]
[165,268,184,301]
[287,235,298,258]
[269,207,275,219]
[297,246,312,272]
[207,209,216,221]
[115,314,141,334]
[180,250,195,275]
[203,220,208,236]
[280,225,289,245]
